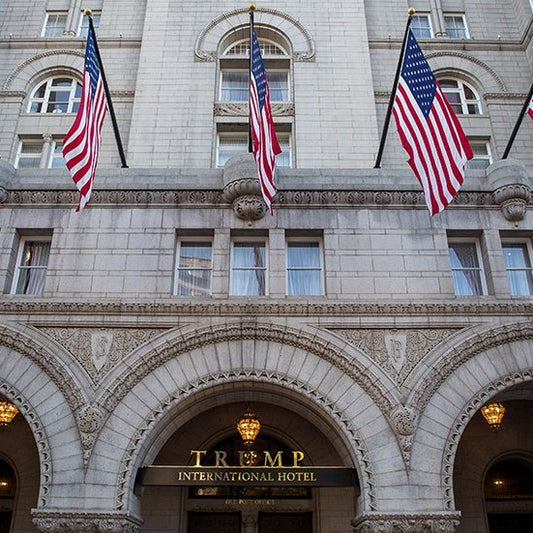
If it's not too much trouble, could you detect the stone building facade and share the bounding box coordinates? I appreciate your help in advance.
[0,1,533,532]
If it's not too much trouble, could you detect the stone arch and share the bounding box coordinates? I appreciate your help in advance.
[86,321,407,517]
[3,49,84,93]
[407,328,533,512]
[426,51,506,93]
[194,7,315,62]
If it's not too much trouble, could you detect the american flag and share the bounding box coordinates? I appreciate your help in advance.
[250,28,281,214]
[528,96,533,120]
[392,30,473,215]
[63,26,107,211]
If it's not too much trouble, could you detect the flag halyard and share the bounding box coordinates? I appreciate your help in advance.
[63,27,107,211]
[249,28,281,214]
[392,30,472,215]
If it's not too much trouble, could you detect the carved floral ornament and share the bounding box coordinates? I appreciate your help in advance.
[32,511,142,533]
[352,512,461,533]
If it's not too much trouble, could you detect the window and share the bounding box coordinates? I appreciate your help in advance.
[230,241,267,296]
[42,11,68,37]
[79,12,101,37]
[502,242,533,296]
[286,240,324,296]
[448,239,485,296]
[467,140,492,170]
[444,14,469,39]
[15,138,66,169]
[28,77,81,114]
[12,237,51,295]
[411,14,433,39]
[174,240,213,296]
[216,132,291,168]
[219,70,289,102]
[439,79,481,115]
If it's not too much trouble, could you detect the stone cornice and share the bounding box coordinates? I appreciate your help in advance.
[0,187,520,209]
[0,300,532,319]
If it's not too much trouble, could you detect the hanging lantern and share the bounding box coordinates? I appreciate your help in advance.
[236,408,261,448]
[0,401,18,430]
[481,403,505,431]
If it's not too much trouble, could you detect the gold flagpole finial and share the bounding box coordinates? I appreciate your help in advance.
[407,7,416,16]
[83,8,93,16]
[249,3,256,11]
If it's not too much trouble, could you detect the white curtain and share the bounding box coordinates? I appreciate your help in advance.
[449,243,482,296]
[287,243,322,296]
[231,243,266,296]
[16,241,50,295]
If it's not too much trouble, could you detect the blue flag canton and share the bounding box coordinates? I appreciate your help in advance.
[84,30,101,99]
[250,30,267,111]
[401,30,436,118]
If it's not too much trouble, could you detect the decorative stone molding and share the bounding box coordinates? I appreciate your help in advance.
[214,102,295,117]
[390,405,419,468]
[194,8,315,62]
[76,404,104,465]
[32,510,142,533]
[441,368,533,511]
[115,369,376,513]
[0,381,52,508]
[488,158,532,221]
[0,186,8,203]
[0,323,84,412]
[329,328,460,384]
[222,154,268,221]
[352,512,461,533]
[38,327,165,384]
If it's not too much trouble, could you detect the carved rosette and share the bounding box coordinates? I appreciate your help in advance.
[222,154,268,221]
[76,404,103,464]
[488,158,532,222]
[352,512,461,533]
[390,405,419,468]
[32,511,143,533]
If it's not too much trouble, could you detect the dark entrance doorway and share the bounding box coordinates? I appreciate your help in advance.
[258,512,312,533]
[188,511,241,533]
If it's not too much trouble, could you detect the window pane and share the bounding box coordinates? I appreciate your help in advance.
[444,16,468,39]
[17,141,43,168]
[44,13,67,37]
[449,242,483,296]
[176,242,212,296]
[502,244,533,296]
[266,72,289,102]
[80,13,101,37]
[220,72,248,101]
[287,243,323,296]
[15,240,51,295]
[231,243,266,296]
[411,15,432,39]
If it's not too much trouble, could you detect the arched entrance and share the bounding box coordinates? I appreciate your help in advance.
[137,395,360,533]
[453,384,533,533]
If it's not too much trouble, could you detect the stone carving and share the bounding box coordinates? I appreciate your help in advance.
[390,405,419,467]
[77,404,104,464]
[493,183,531,221]
[38,327,164,384]
[214,102,295,117]
[115,369,376,513]
[32,510,142,533]
[352,512,461,533]
[0,186,8,203]
[330,328,460,384]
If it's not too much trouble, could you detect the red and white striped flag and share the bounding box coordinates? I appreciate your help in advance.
[250,27,281,214]
[392,30,473,215]
[528,95,533,120]
[63,26,107,211]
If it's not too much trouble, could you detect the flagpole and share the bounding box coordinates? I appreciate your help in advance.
[374,8,416,168]
[248,4,256,153]
[83,9,128,168]
[502,80,533,159]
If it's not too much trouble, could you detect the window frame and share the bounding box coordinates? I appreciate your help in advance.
[439,78,482,115]
[448,237,487,296]
[27,77,81,114]
[219,69,290,102]
[11,236,52,295]
[285,237,325,296]
[443,13,469,39]
[501,239,533,296]
[173,238,213,297]
[467,140,492,170]
[15,138,66,169]
[410,14,433,39]
[42,11,68,37]
[78,11,101,37]
[230,238,268,296]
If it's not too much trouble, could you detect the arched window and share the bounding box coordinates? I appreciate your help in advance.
[439,78,481,115]
[28,77,81,114]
